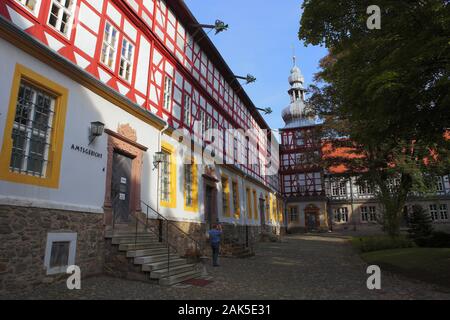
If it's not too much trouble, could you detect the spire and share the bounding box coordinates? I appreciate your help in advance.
[282,55,315,128]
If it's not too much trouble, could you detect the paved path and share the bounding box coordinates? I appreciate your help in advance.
[6,235,450,300]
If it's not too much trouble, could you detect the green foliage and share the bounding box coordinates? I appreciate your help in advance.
[299,0,450,237]
[352,235,416,253]
[408,205,434,246]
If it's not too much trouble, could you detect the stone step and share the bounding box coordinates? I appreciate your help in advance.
[159,270,202,286]
[127,248,168,258]
[119,243,164,251]
[150,264,196,280]
[142,258,187,272]
[112,237,158,245]
[134,254,179,265]
[105,230,156,238]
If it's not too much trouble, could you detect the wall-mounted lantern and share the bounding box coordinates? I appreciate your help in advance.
[256,107,273,115]
[234,74,257,85]
[89,121,105,145]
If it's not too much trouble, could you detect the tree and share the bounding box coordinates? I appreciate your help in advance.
[299,0,450,237]
[408,205,434,246]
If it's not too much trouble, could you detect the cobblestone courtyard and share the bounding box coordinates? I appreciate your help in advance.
[5,235,450,300]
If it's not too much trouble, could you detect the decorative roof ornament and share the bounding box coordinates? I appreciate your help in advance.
[281,55,315,129]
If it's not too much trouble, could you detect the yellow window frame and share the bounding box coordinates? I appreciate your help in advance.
[0,64,68,189]
[253,190,258,221]
[221,175,230,217]
[184,157,198,212]
[246,188,252,221]
[160,141,177,209]
[232,179,240,219]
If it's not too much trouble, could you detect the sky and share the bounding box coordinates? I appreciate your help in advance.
[184,0,328,131]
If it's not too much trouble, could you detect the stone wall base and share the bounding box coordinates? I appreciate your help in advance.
[0,205,105,296]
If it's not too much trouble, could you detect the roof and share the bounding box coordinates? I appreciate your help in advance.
[166,0,271,131]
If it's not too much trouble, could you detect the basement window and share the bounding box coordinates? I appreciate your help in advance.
[44,233,77,275]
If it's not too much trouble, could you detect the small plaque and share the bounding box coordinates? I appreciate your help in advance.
[119,193,126,201]
[121,177,127,184]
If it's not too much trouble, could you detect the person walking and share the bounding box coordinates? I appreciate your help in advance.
[208,224,223,267]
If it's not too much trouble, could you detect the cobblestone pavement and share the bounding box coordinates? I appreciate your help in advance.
[5,235,450,300]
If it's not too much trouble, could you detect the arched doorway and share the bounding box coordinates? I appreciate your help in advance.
[305,204,320,232]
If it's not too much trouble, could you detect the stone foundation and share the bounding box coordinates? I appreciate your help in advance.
[0,205,104,296]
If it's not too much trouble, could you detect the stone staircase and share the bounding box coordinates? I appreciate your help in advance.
[105,230,202,286]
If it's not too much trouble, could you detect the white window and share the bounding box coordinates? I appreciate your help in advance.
[430,205,439,221]
[289,207,299,222]
[163,76,173,111]
[183,94,191,127]
[436,177,445,192]
[358,181,372,195]
[369,206,377,222]
[16,0,41,15]
[334,208,349,223]
[332,180,347,197]
[44,233,77,275]
[101,22,119,70]
[361,206,369,222]
[119,38,135,82]
[48,0,76,37]
[440,204,448,221]
[10,81,55,177]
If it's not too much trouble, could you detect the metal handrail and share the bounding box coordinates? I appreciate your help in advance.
[134,201,202,278]
[140,201,202,253]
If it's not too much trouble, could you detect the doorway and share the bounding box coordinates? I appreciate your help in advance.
[205,185,217,229]
[111,152,133,224]
[259,198,266,228]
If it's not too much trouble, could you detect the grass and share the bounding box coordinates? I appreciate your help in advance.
[361,248,450,290]
[351,235,416,253]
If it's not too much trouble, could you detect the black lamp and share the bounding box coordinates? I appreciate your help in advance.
[89,121,105,145]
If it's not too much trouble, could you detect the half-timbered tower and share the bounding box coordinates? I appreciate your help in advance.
[0,0,284,294]
[279,58,328,232]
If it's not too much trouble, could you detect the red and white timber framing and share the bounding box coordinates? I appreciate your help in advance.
[0,0,275,187]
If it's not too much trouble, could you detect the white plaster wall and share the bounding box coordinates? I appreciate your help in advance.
[0,38,161,214]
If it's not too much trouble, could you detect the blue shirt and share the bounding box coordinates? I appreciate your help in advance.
[209,229,222,245]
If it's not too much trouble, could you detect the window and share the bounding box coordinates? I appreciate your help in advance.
[334,208,349,223]
[44,233,76,275]
[50,241,70,268]
[222,176,230,217]
[9,82,55,177]
[119,38,134,82]
[440,204,448,221]
[436,177,445,192]
[289,207,299,222]
[430,205,439,221]
[183,158,197,212]
[16,0,40,14]
[253,190,258,221]
[163,76,173,111]
[183,95,191,127]
[48,0,76,37]
[184,164,193,207]
[0,65,68,188]
[369,207,377,222]
[246,188,252,220]
[332,180,347,197]
[361,206,369,222]
[160,143,176,208]
[232,180,240,218]
[101,22,119,70]
[358,181,372,195]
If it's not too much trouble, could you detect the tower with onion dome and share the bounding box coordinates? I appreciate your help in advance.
[279,57,328,233]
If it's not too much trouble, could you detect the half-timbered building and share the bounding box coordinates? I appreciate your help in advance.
[0,0,284,293]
